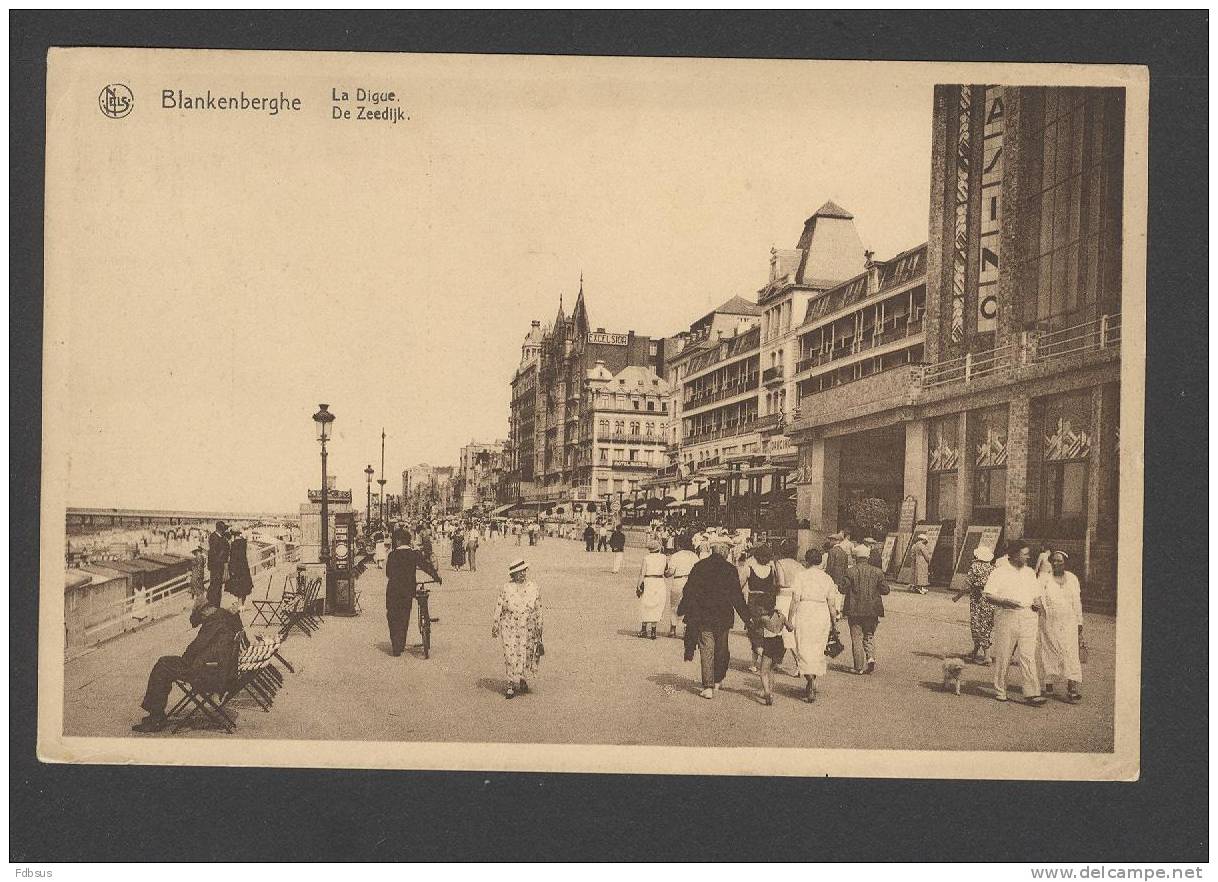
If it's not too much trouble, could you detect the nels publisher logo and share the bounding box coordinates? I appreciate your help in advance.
[98,83,133,119]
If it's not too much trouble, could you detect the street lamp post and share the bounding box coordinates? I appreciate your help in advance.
[313,404,336,566]
[364,464,374,530]
[378,479,387,524]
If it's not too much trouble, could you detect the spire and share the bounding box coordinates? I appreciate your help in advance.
[571,273,590,337]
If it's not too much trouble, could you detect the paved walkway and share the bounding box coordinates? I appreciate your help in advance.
[64,535,1115,751]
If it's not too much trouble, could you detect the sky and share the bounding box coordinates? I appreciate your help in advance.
[47,51,934,512]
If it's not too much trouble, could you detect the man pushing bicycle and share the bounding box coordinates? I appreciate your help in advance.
[384,528,442,656]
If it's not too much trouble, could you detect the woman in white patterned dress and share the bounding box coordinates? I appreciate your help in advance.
[492,559,543,699]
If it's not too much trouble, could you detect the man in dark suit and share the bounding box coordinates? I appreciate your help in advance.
[206,520,230,607]
[385,529,442,656]
[824,528,853,591]
[132,597,244,732]
[841,543,890,674]
[677,537,753,699]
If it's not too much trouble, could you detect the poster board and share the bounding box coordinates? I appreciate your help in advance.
[896,522,943,585]
[897,496,918,535]
[880,532,899,572]
[949,524,1003,592]
[887,531,911,578]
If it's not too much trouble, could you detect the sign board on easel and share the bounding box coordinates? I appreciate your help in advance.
[880,533,899,572]
[897,496,918,535]
[897,522,943,585]
[949,524,1004,592]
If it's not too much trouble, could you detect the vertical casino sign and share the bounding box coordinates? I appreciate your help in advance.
[950,86,972,345]
[977,86,1005,334]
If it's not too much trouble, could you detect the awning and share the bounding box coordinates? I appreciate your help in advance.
[489,502,517,517]
[667,498,705,508]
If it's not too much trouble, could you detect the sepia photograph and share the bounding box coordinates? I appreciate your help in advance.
[37,46,1148,781]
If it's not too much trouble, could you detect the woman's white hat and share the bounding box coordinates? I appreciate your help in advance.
[852,543,872,558]
[508,559,529,575]
[973,546,995,562]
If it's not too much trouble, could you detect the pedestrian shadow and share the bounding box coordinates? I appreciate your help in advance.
[828,661,859,675]
[916,678,996,699]
[476,677,507,694]
[615,628,649,639]
[647,671,699,696]
[373,640,396,657]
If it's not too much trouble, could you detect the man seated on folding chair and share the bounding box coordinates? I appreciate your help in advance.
[131,595,244,733]
[385,528,442,656]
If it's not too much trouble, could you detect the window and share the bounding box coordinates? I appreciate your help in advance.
[1018,87,1124,330]
[973,406,1009,518]
[630,421,641,436]
[647,400,655,411]
[615,420,625,434]
[927,415,960,522]
[598,419,609,435]
[599,447,609,463]
[1038,391,1092,535]
[629,449,637,461]
[613,480,624,492]
[645,422,654,437]
[633,400,640,410]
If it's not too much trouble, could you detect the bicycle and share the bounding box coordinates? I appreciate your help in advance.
[416,579,438,659]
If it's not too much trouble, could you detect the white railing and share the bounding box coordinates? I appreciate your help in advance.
[65,541,299,659]
[921,342,1015,388]
[1028,312,1121,365]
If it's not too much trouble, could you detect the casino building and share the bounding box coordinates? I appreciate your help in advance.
[789,84,1125,610]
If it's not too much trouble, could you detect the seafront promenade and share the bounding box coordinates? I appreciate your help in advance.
[63,535,1115,752]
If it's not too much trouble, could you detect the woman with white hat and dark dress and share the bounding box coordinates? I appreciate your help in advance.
[492,559,544,699]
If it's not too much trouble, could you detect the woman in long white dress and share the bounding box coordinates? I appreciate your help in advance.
[1037,550,1084,703]
[787,547,840,702]
[636,539,668,640]
[492,559,543,699]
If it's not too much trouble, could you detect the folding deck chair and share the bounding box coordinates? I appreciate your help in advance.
[250,572,303,627]
[168,634,285,733]
[277,577,323,640]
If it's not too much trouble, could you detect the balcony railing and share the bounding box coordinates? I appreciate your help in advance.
[684,376,760,408]
[685,419,759,443]
[594,433,666,445]
[1029,313,1121,365]
[762,366,785,385]
[920,312,1120,391]
[796,318,924,374]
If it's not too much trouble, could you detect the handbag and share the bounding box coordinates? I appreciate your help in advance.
[825,624,845,658]
[636,582,645,598]
[1078,633,1088,665]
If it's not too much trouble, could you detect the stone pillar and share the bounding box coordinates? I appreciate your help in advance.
[796,436,840,548]
[1004,396,1031,539]
[956,410,976,560]
[903,420,929,520]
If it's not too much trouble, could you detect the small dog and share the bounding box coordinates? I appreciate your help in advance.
[942,657,966,695]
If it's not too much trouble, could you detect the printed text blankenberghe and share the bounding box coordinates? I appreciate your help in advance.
[162,89,302,116]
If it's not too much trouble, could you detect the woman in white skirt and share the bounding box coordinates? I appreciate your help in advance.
[636,539,668,640]
[786,547,840,702]
[1037,550,1084,703]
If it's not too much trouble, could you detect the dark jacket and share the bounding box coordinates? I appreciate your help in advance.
[207,531,229,576]
[609,530,626,552]
[677,554,752,632]
[584,526,597,542]
[825,543,851,589]
[183,608,243,692]
[385,547,441,601]
[226,536,253,598]
[841,561,889,619]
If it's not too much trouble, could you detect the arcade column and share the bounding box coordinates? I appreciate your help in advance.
[795,435,840,547]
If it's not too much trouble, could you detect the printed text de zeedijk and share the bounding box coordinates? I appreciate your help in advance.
[162,90,302,116]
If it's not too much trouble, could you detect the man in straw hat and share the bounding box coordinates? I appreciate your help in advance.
[677,535,753,699]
